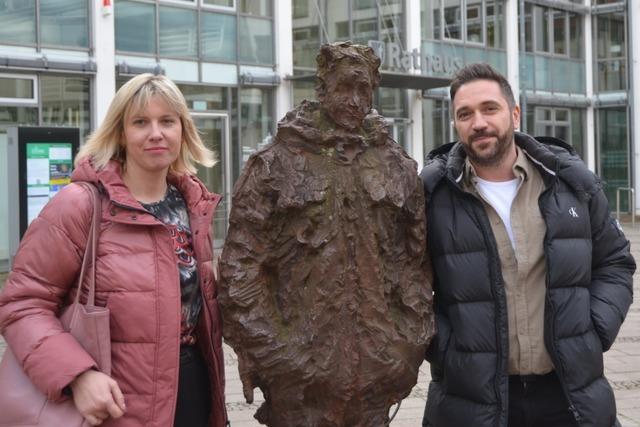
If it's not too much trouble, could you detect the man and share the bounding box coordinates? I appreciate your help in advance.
[420,63,634,427]
[219,42,433,426]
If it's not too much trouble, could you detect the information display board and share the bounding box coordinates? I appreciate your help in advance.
[25,142,74,224]
[8,127,80,240]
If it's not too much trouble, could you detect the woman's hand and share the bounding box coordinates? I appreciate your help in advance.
[70,370,126,426]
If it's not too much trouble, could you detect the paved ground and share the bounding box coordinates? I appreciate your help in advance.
[1,222,640,426]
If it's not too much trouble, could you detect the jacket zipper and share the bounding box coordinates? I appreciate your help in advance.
[538,187,583,426]
[449,180,508,426]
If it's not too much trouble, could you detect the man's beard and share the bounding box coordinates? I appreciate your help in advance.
[463,123,515,168]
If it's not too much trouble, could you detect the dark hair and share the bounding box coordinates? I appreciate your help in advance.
[449,63,516,109]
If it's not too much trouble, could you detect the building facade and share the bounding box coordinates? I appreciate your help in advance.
[0,0,638,270]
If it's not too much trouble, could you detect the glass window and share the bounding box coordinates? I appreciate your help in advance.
[570,109,584,160]
[0,105,38,126]
[177,84,227,110]
[115,1,156,54]
[379,0,404,45]
[377,87,407,118]
[292,79,315,108]
[328,0,350,42]
[201,12,236,61]
[598,107,629,209]
[293,0,309,19]
[239,88,273,171]
[292,0,322,68]
[159,6,197,58]
[534,6,549,52]
[596,12,626,91]
[569,13,583,59]
[40,0,89,48]
[466,0,483,44]
[486,1,504,49]
[523,3,533,52]
[238,17,273,64]
[423,98,451,156]
[41,75,91,139]
[0,0,36,45]
[204,0,234,7]
[553,11,566,55]
[239,0,270,17]
[443,0,462,40]
[0,77,35,100]
[422,0,440,40]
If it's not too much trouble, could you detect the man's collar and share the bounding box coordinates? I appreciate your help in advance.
[463,144,530,186]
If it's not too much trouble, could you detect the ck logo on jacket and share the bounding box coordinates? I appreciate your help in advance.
[569,207,579,218]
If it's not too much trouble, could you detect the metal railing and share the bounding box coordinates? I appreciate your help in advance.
[616,187,636,227]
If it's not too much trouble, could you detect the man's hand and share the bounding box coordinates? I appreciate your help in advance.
[70,370,126,426]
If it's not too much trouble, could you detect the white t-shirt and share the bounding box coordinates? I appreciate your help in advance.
[475,176,520,249]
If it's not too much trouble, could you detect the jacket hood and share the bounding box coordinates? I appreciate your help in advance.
[72,157,221,213]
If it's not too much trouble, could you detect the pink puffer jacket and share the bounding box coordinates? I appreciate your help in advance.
[0,158,227,427]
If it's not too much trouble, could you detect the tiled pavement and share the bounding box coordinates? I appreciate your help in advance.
[2,222,640,426]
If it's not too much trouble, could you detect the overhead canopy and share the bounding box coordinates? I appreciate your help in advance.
[286,71,451,91]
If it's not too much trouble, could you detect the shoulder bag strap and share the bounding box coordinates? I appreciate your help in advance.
[72,182,102,307]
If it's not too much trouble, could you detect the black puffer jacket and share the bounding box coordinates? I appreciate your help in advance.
[419,133,635,427]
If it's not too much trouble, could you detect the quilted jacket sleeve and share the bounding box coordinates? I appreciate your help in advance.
[0,183,98,401]
[588,182,636,352]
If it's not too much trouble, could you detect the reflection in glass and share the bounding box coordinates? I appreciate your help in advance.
[178,84,227,111]
[328,0,349,42]
[293,80,315,108]
[41,0,89,48]
[0,0,36,45]
[201,12,236,61]
[534,6,549,52]
[351,0,377,45]
[598,108,629,210]
[443,0,462,40]
[239,88,274,170]
[0,106,38,127]
[238,17,274,64]
[159,6,197,57]
[523,3,533,52]
[379,0,404,45]
[204,0,234,7]
[421,0,440,40]
[41,76,91,139]
[486,1,504,49]
[115,1,156,54]
[240,0,270,17]
[466,0,483,43]
[569,13,583,59]
[194,116,227,249]
[377,87,407,119]
[0,77,34,99]
[422,98,450,156]
[596,13,626,91]
[553,11,566,55]
[292,0,321,68]
[570,109,585,160]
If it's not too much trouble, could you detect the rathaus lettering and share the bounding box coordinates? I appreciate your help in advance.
[368,40,464,75]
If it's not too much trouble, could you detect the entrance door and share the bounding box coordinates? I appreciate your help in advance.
[193,113,231,250]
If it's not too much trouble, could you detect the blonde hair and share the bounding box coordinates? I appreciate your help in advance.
[76,73,216,174]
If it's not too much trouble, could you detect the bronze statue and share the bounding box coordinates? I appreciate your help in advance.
[219,41,434,427]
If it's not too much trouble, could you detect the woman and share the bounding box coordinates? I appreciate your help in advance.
[0,74,226,427]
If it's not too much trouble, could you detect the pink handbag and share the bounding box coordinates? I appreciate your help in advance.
[0,183,110,427]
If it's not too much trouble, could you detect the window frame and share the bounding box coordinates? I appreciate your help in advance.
[0,74,39,106]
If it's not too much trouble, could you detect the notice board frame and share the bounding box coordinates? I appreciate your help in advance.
[13,127,80,239]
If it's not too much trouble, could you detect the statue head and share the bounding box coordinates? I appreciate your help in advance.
[316,41,381,131]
